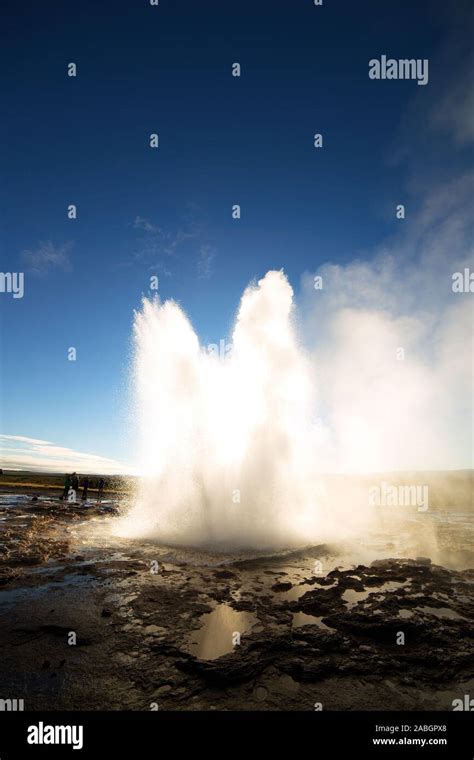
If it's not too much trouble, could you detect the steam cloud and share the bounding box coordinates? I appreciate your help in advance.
[116,188,472,548]
[116,271,355,548]
[301,173,473,474]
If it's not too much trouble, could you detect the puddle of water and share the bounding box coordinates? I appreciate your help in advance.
[275,579,337,602]
[0,494,30,506]
[342,589,369,607]
[343,581,407,608]
[280,583,313,602]
[0,574,92,606]
[399,606,466,621]
[292,612,334,631]
[419,606,466,621]
[187,604,255,660]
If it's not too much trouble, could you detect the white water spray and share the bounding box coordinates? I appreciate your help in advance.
[116,271,336,548]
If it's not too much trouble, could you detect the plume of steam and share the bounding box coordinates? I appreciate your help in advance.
[115,271,370,548]
[301,174,473,474]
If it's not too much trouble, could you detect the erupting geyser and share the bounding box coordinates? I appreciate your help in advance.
[116,271,330,548]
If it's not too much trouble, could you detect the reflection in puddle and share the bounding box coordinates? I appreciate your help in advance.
[187,604,256,660]
[342,589,369,607]
[343,581,407,608]
[399,606,466,621]
[277,581,337,602]
[292,612,334,631]
[419,606,466,621]
[280,583,313,602]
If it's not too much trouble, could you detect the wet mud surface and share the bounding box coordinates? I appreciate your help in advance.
[0,496,473,710]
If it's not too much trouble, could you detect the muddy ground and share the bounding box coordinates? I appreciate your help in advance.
[0,496,473,711]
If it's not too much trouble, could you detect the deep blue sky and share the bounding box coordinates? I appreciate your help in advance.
[0,0,467,469]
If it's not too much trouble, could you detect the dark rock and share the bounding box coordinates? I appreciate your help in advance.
[271,582,292,592]
[214,570,235,579]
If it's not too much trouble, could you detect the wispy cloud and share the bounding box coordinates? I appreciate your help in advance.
[131,206,217,279]
[0,434,53,446]
[197,244,216,279]
[133,216,161,234]
[0,434,131,475]
[132,215,199,271]
[22,241,73,276]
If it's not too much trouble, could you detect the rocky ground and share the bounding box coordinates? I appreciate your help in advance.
[0,496,473,711]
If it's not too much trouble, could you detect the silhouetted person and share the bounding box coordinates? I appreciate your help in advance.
[97,478,105,502]
[81,477,90,502]
[61,473,71,500]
